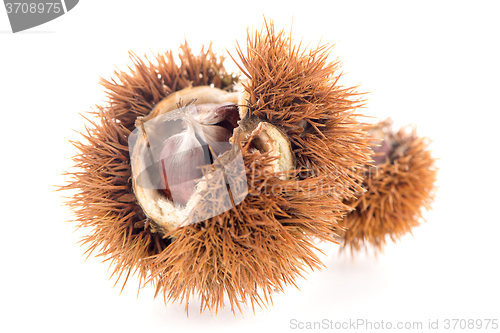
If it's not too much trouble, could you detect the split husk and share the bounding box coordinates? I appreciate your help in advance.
[62,20,374,314]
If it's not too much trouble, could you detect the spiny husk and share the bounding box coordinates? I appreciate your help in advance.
[61,42,237,294]
[233,20,372,203]
[62,22,366,315]
[340,122,438,253]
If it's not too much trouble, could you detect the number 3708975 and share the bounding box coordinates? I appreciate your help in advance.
[444,319,498,330]
[5,2,62,14]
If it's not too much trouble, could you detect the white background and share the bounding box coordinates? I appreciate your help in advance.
[1,1,499,332]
